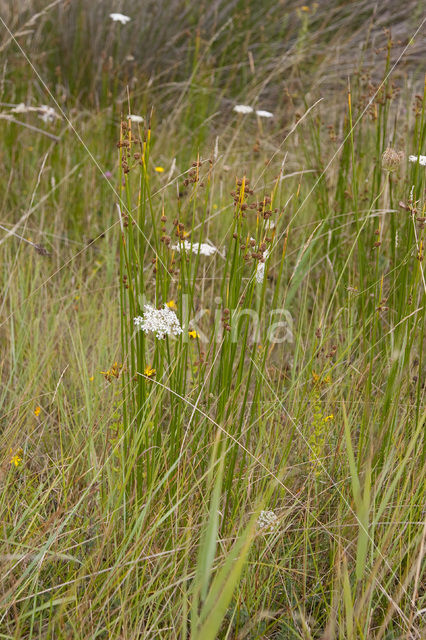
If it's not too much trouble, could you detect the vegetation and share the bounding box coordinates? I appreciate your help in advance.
[0,1,425,638]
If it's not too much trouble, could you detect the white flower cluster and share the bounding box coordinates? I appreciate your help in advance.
[257,510,279,533]
[409,155,426,166]
[255,249,269,285]
[134,304,183,339]
[127,114,144,123]
[38,105,58,124]
[233,105,273,118]
[9,103,60,123]
[171,240,218,256]
[110,13,131,24]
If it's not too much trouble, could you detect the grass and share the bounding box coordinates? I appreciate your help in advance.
[0,1,425,638]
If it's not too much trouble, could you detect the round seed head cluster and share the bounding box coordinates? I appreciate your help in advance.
[134,304,183,339]
[171,240,217,256]
[257,510,279,533]
[382,147,404,171]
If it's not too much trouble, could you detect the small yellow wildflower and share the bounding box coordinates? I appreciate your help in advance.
[312,372,331,386]
[100,362,123,382]
[144,365,156,377]
[155,166,165,173]
[34,406,41,417]
[9,448,23,467]
[188,330,199,339]
[89,376,94,382]
[166,300,177,310]
[323,414,334,422]
[301,5,310,10]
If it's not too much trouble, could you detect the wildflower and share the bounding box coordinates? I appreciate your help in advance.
[154,166,165,173]
[323,414,334,422]
[382,147,404,171]
[144,365,156,377]
[171,240,218,256]
[408,155,426,166]
[9,448,23,467]
[100,362,123,382]
[257,510,279,533]
[89,376,94,381]
[10,102,28,113]
[166,300,177,309]
[34,406,41,417]
[188,329,199,339]
[255,249,269,285]
[127,114,143,123]
[255,262,265,284]
[134,304,183,339]
[233,104,253,114]
[312,371,331,385]
[255,109,273,118]
[38,105,59,124]
[104,170,113,179]
[110,13,131,24]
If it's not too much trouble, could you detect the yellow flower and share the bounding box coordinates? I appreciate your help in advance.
[323,414,334,422]
[9,448,23,467]
[34,406,41,417]
[301,5,310,11]
[166,300,177,309]
[144,365,156,377]
[89,376,94,381]
[188,330,199,339]
[100,362,123,382]
[155,166,164,173]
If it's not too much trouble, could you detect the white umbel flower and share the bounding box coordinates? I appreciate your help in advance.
[257,510,279,533]
[255,249,269,284]
[134,304,183,339]
[110,13,131,24]
[233,104,253,114]
[255,109,273,118]
[127,114,144,123]
[9,103,60,122]
[171,240,217,256]
[409,155,426,166]
[38,105,59,124]
[10,102,28,114]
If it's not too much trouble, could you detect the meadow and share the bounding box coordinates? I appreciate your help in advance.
[0,1,425,638]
